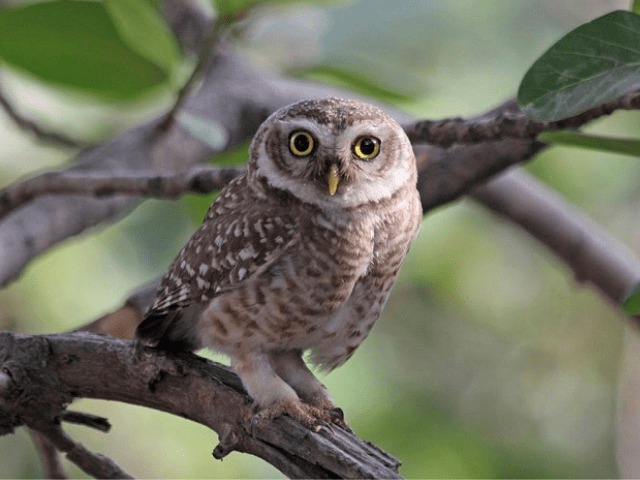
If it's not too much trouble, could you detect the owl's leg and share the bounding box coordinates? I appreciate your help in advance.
[231,353,298,406]
[267,350,349,429]
[231,352,342,430]
[266,350,333,409]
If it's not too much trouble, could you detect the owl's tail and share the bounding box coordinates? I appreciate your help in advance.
[136,307,203,352]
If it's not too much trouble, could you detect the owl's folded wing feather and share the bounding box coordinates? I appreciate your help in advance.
[137,175,300,348]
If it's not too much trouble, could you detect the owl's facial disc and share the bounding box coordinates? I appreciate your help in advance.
[251,100,416,209]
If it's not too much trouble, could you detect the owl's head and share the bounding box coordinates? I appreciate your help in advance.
[248,98,417,209]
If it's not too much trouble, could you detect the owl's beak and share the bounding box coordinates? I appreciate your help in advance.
[328,164,339,196]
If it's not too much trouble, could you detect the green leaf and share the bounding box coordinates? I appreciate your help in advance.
[518,10,640,121]
[290,64,414,104]
[212,0,267,18]
[104,0,180,73]
[0,0,168,100]
[623,283,640,314]
[212,0,335,18]
[537,131,640,157]
[633,0,640,16]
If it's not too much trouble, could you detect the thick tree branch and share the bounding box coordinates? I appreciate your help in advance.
[0,331,402,479]
[472,169,640,312]
[412,139,547,212]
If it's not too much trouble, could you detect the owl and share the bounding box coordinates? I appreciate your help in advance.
[137,98,422,428]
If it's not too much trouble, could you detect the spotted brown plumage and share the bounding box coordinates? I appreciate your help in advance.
[137,98,422,428]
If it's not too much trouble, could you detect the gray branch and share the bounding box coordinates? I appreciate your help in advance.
[0,166,243,219]
[472,169,640,309]
[403,94,640,146]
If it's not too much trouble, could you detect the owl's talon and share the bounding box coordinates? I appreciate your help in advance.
[325,407,351,432]
[249,412,263,432]
[313,419,332,433]
[327,407,344,420]
[249,398,350,434]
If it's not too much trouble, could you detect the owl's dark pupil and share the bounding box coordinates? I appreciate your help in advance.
[360,138,375,155]
[294,135,310,152]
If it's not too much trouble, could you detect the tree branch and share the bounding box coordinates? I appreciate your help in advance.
[403,93,640,146]
[0,331,402,479]
[4,93,639,230]
[472,169,640,311]
[35,423,133,479]
[160,16,234,130]
[29,431,66,479]
[0,166,243,220]
[59,410,111,433]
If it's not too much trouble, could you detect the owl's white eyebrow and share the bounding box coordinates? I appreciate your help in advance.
[279,119,321,133]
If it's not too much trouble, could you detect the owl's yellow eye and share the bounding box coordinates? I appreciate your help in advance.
[289,131,315,156]
[353,136,380,160]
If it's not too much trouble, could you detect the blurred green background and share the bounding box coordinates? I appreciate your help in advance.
[1,0,639,477]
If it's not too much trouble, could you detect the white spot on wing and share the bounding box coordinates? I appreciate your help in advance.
[255,219,265,238]
[185,264,195,276]
[238,267,247,281]
[238,244,257,260]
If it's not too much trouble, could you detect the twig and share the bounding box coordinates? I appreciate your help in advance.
[60,410,111,433]
[403,92,640,147]
[29,430,67,479]
[160,16,233,130]
[0,165,243,220]
[36,424,133,479]
[0,83,87,149]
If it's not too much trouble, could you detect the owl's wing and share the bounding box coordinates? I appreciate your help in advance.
[137,175,299,347]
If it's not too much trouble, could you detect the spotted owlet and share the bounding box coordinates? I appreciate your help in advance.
[137,98,422,427]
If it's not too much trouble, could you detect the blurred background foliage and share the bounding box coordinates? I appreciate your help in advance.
[1,0,639,477]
